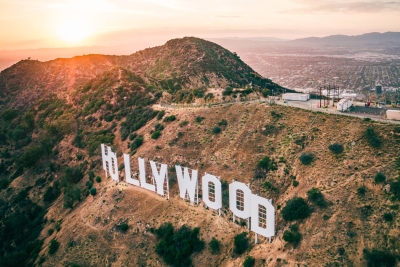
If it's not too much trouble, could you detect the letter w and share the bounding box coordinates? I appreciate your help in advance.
[175,165,198,203]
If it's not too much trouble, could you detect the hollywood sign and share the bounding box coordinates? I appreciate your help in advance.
[101,144,275,243]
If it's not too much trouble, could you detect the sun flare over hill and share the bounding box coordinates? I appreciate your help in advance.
[57,18,93,44]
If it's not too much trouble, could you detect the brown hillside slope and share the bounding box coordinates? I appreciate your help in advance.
[37,103,400,267]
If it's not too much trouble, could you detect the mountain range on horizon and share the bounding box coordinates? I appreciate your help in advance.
[1,31,400,72]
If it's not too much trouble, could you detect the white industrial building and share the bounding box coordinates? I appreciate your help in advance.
[387,110,400,120]
[282,93,310,101]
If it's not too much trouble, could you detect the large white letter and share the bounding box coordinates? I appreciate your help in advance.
[150,161,169,197]
[101,144,119,182]
[229,181,251,219]
[202,174,222,211]
[124,154,140,186]
[251,194,275,238]
[138,158,155,192]
[176,165,198,203]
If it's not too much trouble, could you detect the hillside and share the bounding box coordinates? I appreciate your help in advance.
[0,37,399,267]
[0,37,282,111]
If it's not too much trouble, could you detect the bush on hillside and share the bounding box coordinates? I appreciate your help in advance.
[209,237,221,254]
[374,172,386,183]
[283,225,302,245]
[212,126,221,134]
[363,249,397,267]
[307,188,327,207]
[48,239,60,255]
[299,152,314,165]
[328,143,344,154]
[233,232,249,255]
[281,197,311,221]
[155,223,204,267]
[243,256,255,267]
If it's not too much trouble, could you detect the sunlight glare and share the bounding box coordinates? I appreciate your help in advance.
[57,18,93,44]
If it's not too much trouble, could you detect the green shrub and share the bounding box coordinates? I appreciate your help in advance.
[47,228,54,236]
[195,116,204,123]
[257,156,277,172]
[90,187,97,196]
[281,197,311,221]
[85,181,93,189]
[157,110,165,120]
[374,172,386,183]
[212,126,221,134]
[1,109,20,121]
[95,176,101,183]
[209,237,221,254]
[151,131,161,139]
[383,213,393,222]
[243,256,255,267]
[130,135,144,151]
[155,123,164,131]
[365,127,381,147]
[307,188,326,207]
[299,152,314,165]
[48,239,60,255]
[357,186,367,196]
[262,89,270,97]
[155,223,204,267]
[328,143,344,154]
[218,119,228,126]
[283,226,302,245]
[233,232,249,255]
[179,120,188,127]
[363,249,397,267]
[43,183,61,203]
[163,115,176,122]
[292,180,299,187]
[117,223,129,232]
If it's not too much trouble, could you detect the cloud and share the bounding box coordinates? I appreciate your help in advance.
[284,0,400,14]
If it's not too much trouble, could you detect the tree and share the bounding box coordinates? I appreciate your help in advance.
[151,131,161,139]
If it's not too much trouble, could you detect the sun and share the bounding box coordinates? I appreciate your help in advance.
[57,18,93,44]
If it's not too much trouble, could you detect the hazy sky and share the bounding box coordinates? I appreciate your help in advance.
[1,0,399,50]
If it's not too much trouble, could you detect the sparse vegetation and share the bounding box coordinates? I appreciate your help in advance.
[163,115,176,122]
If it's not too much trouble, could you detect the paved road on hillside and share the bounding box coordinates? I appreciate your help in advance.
[156,98,400,125]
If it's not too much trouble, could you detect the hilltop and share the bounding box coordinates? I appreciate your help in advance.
[0,37,282,110]
[0,37,399,267]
